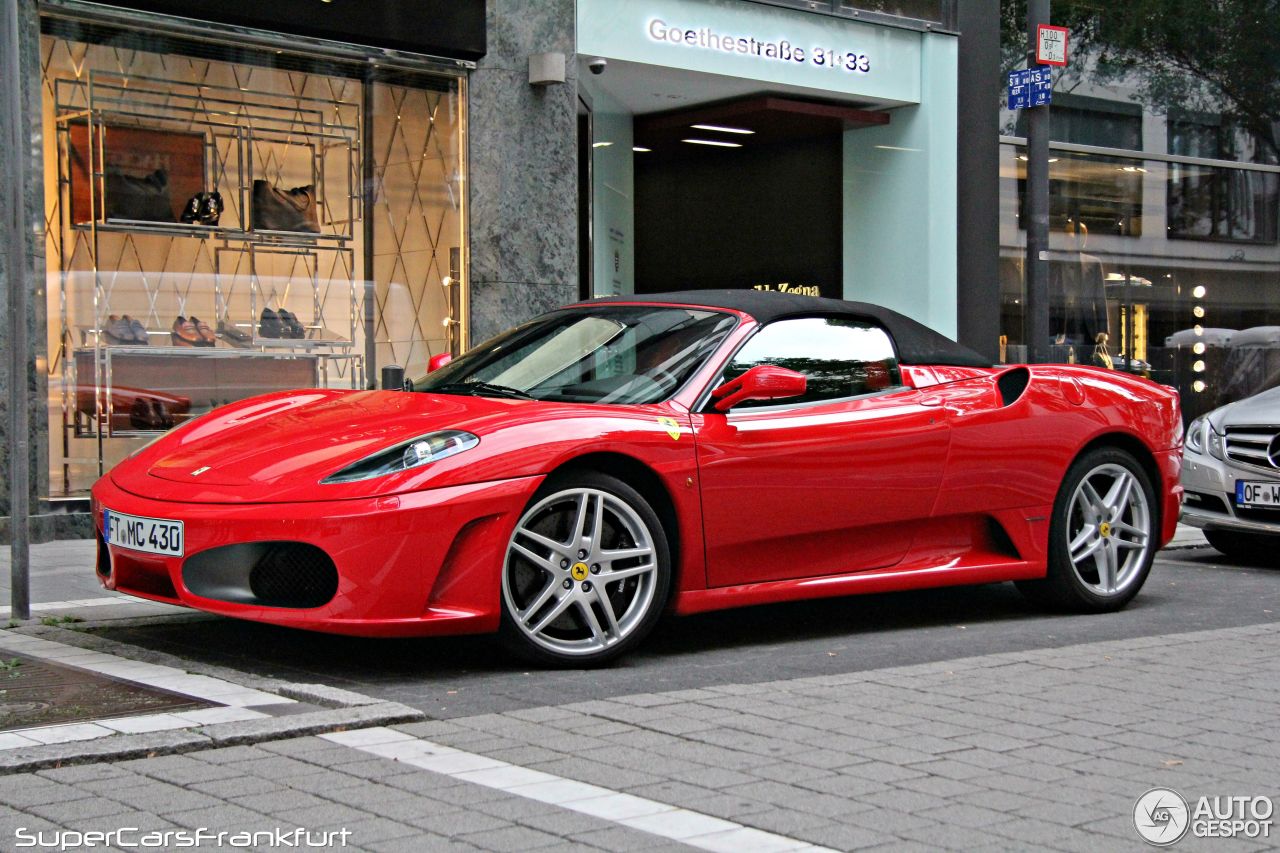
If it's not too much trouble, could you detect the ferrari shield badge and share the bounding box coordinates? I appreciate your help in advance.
[657,417,681,440]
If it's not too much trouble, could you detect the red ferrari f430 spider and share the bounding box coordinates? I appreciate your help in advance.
[93,291,1183,665]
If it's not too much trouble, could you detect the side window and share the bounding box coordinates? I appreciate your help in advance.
[723,316,901,408]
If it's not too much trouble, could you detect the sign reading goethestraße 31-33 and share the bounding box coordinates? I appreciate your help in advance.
[647,18,872,74]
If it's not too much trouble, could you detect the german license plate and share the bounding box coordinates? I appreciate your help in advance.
[103,509,184,557]
[1236,480,1280,510]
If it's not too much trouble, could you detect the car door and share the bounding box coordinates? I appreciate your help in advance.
[692,316,951,587]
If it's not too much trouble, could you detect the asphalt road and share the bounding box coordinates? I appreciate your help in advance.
[88,546,1280,719]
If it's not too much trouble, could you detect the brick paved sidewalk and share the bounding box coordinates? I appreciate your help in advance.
[1,622,1276,851]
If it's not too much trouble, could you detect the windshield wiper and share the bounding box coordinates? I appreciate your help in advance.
[426,381,534,400]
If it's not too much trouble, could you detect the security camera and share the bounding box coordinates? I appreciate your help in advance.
[588,58,607,75]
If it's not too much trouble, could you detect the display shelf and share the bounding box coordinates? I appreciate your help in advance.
[52,69,365,473]
[70,220,353,246]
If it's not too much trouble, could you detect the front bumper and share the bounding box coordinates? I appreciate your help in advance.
[1180,450,1280,535]
[91,473,540,637]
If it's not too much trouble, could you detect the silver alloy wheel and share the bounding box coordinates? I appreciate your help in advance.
[1065,462,1152,595]
[502,487,659,657]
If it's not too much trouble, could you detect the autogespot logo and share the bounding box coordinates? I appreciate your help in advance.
[1135,788,1191,846]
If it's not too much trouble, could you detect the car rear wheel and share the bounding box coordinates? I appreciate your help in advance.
[1204,529,1279,564]
[1017,447,1157,611]
[499,471,671,667]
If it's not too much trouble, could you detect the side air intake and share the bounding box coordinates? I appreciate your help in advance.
[996,367,1030,407]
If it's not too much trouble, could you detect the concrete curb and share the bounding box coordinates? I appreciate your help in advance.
[11,620,291,695]
[0,622,426,774]
[0,701,422,774]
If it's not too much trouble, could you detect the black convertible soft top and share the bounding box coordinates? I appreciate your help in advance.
[586,289,992,368]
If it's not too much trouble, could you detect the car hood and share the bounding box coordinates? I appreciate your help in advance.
[112,389,541,502]
[1210,385,1280,431]
[108,388,688,504]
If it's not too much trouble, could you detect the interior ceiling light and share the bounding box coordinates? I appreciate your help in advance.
[690,124,754,134]
[592,141,613,148]
[632,146,652,152]
[682,138,742,148]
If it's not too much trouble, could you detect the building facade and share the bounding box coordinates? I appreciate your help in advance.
[997,14,1280,426]
[2,0,993,539]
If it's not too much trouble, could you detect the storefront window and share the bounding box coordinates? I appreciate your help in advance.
[1012,97,1146,237]
[1168,115,1279,243]
[1000,142,1280,425]
[40,16,466,499]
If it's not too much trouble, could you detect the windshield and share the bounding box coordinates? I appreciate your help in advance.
[415,306,737,404]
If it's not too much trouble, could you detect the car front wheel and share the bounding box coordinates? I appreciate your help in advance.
[1017,447,1157,611]
[499,471,671,667]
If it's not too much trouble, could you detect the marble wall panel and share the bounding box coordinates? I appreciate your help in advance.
[467,0,578,344]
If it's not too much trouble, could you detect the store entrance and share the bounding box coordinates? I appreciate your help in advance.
[632,97,887,299]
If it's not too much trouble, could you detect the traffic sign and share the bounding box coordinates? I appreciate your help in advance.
[1037,24,1068,66]
[1007,66,1053,110]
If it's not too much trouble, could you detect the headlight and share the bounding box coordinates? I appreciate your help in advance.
[322,430,479,483]
[1207,424,1225,460]
[1185,415,1225,460]
[1185,416,1206,453]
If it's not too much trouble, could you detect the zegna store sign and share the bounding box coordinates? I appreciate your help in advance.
[578,0,923,105]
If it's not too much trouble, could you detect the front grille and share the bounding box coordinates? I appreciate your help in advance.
[249,543,338,609]
[1225,425,1280,470]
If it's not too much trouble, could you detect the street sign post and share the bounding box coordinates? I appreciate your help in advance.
[1036,23,1068,66]
[1007,66,1053,111]
[1024,1,1052,365]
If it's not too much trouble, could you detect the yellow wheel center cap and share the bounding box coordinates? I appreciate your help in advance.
[571,562,590,582]
[1099,522,1112,538]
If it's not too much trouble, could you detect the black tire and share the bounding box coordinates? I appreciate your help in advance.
[1016,447,1158,612]
[1204,529,1280,564]
[498,470,672,667]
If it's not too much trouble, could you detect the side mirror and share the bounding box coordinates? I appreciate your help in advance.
[711,365,806,412]
[427,352,453,373]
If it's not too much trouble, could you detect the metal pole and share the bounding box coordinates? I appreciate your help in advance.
[3,0,32,621]
[1025,0,1051,364]
[362,73,377,388]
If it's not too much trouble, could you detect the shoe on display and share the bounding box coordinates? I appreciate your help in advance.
[129,396,158,430]
[251,180,320,233]
[277,308,306,339]
[216,320,252,348]
[180,191,224,226]
[151,399,174,430]
[103,314,133,345]
[105,168,176,223]
[259,307,284,339]
[126,315,149,344]
[189,316,217,347]
[171,316,200,346]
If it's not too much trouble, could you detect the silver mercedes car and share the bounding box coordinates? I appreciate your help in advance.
[1182,385,1280,560]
